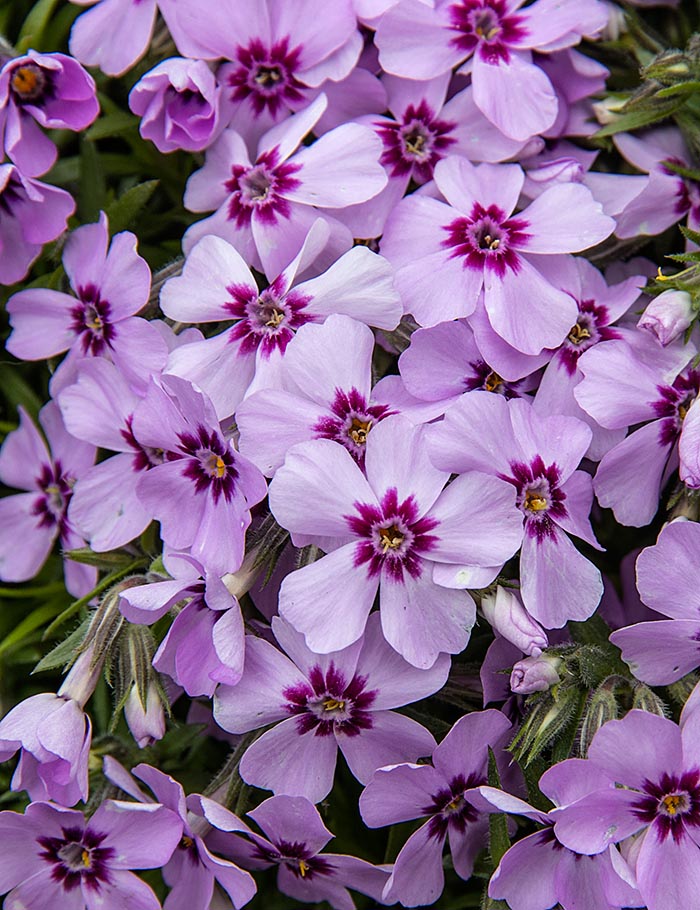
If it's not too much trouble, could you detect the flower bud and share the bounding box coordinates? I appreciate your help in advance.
[57,642,102,708]
[481,586,548,657]
[579,682,619,756]
[510,654,562,694]
[124,680,166,749]
[638,289,694,346]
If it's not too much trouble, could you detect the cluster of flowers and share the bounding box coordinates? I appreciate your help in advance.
[2,0,700,908]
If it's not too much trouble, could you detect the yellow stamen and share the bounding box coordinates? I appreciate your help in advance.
[349,417,372,445]
[657,267,672,281]
[181,835,194,849]
[567,323,591,345]
[215,455,226,478]
[298,860,309,878]
[524,491,548,512]
[265,308,285,327]
[484,371,503,393]
[662,794,685,815]
[379,525,404,552]
[81,849,91,868]
[323,698,346,712]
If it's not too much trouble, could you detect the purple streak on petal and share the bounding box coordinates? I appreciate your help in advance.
[225,146,302,228]
[282,661,377,738]
[442,204,530,278]
[376,100,457,183]
[177,425,239,504]
[228,37,306,117]
[448,0,528,64]
[632,768,700,844]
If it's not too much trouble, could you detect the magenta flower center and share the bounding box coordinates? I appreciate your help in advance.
[70,283,115,356]
[254,838,334,880]
[464,360,523,397]
[311,387,394,465]
[225,279,313,357]
[652,369,700,447]
[225,147,302,228]
[424,773,484,838]
[443,203,530,278]
[376,101,457,182]
[448,0,528,64]
[228,37,305,117]
[33,461,72,534]
[177,425,239,504]
[559,299,619,376]
[346,487,439,582]
[503,456,567,542]
[633,770,700,842]
[661,158,700,221]
[38,826,114,892]
[283,663,377,737]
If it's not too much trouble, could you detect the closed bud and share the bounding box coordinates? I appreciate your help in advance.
[579,683,619,756]
[482,587,548,656]
[642,49,692,86]
[632,683,667,717]
[124,679,166,748]
[510,654,561,695]
[638,289,694,346]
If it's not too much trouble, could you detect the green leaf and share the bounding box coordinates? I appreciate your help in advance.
[33,619,90,674]
[86,112,140,142]
[104,180,159,234]
[64,548,140,569]
[487,749,510,866]
[79,138,106,223]
[656,80,700,99]
[0,365,43,420]
[43,559,147,639]
[16,0,62,52]
[0,582,66,599]
[594,100,683,138]
[0,602,68,658]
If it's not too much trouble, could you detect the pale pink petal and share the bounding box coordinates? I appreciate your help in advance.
[339,711,436,783]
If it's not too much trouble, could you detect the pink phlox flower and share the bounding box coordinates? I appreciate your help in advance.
[0,402,96,597]
[213,613,449,801]
[160,222,401,419]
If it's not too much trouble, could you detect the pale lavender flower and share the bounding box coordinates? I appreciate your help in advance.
[131,375,267,576]
[160,224,401,419]
[428,394,604,628]
[7,212,168,393]
[0,163,75,285]
[375,0,608,140]
[214,614,448,802]
[237,314,396,474]
[270,414,523,667]
[480,771,642,910]
[226,794,390,909]
[104,758,257,909]
[0,797,183,908]
[129,57,224,154]
[182,93,387,277]
[510,653,562,693]
[610,520,700,685]
[380,157,614,352]
[551,710,700,910]
[0,50,99,177]
[0,402,96,597]
[359,710,513,906]
[0,647,99,806]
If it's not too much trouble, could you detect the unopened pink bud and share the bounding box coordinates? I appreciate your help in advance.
[510,654,561,694]
[481,587,548,656]
[638,289,694,346]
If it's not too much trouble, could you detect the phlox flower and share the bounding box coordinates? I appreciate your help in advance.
[237,314,395,474]
[0,163,75,285]
[0,50,98,177]
[359,710,513,907]
[610,520,700,685]
[428,394,604,628]
[160,223,401,419]
[480,768,642,910]
[575,338,699,526]
[0,402,95,597]
[375,0,608,140]
[214,614,448,802]
[226,795,391,909]
[551,711,700,910]
[7,212,168,393]
[182,93,387,278]
[380,156,614,353]
[119,553,246,696]
[130,375,267,576]
[0,798,182,909]
[178,0,362,146]
[104,759,257,910]
[269,413,523,667]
